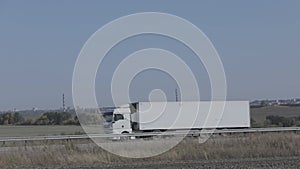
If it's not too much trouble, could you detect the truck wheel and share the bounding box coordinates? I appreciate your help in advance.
[121,131,130,141]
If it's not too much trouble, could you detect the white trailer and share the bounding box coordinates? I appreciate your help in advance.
[103,101,250,135]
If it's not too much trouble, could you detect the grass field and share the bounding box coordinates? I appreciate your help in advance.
[0,132,299,168]
[251,106,300,123]
[0,125,85,137]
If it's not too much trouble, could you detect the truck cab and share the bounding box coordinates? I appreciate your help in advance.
[110,104,132,134]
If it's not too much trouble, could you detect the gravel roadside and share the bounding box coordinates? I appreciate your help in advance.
[13,157,300,169]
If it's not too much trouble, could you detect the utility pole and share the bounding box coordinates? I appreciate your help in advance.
[62,93,65,112]
[175,89,178,102]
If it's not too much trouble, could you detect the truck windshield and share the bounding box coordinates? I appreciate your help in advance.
[102,111,113,122]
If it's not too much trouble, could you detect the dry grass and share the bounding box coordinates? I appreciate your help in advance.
[251,106,300,123]
[0,125,85,137]
[0,132,299,168]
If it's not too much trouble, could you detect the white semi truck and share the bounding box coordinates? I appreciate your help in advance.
[102,101,250,135]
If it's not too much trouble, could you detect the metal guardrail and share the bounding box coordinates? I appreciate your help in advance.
[0,127,300,142]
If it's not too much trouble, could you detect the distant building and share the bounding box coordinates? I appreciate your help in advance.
[250,98,300,107]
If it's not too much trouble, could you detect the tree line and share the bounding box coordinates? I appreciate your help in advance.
[0,112,79,125]
[251,115,300,128]
[265,115,299,127]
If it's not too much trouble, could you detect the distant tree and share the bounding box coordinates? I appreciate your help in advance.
[22,119,34,125]
[63,116,80,125]
[260,101,268,107]
[3,119,9,125]
[13,113,24,124]
[281,117,295,127]
[0,112,25,125]
[34,114,50,125]
[266,115,295,127]
[34,112,75,125]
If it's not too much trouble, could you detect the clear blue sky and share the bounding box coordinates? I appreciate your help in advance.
[0,1,299,110]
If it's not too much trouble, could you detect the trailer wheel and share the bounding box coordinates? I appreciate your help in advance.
[132,122,139,131]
